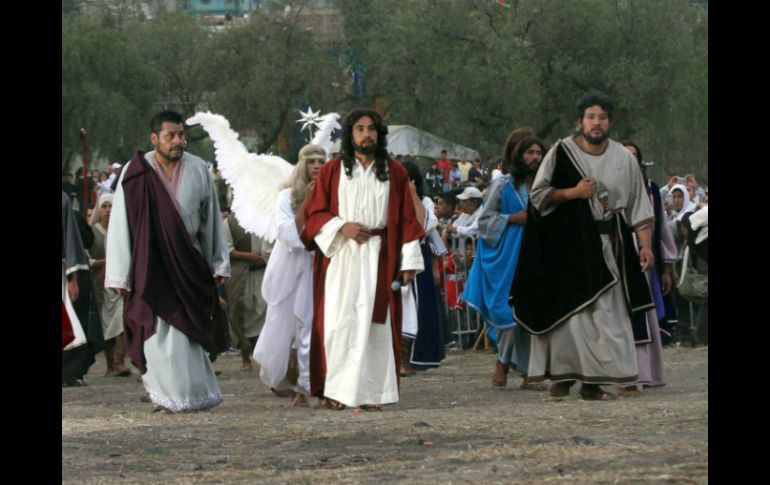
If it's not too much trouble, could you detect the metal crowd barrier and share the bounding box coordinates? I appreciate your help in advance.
[437,233,482,349]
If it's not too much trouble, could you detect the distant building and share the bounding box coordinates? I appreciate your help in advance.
[177,0,265,18]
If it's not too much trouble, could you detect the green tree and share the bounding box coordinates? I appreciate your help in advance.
[206,0,346,157]
[335,0,707,181]
[62,15,158,173]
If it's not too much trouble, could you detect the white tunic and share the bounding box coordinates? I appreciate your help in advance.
[105,150,231,412]
[314,160,423,407]
[253,188,314,395]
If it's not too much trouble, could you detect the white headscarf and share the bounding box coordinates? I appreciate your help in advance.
[669,183,696,222]
[89,193,114,226]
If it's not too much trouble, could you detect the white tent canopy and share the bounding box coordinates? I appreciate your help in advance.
[331,124,479,160]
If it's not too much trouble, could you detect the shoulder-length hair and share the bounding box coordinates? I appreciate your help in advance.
[509,136,546,189]
[281,158,312,212]
[401,160,424,199]
[340,108,390,181]
[501,126,536,175]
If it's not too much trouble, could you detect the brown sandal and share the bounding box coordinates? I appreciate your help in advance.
[270,387,297,399]
[322,398,346,410]
[618,386,642,398]
[548,380,576,397]
[358,404,382,412]
[521,380,550,391]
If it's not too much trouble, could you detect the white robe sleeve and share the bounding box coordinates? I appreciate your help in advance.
[224,219,235,254]
[275,190,305,252]
[422,196,439,233]
[455,207,481,237]
[399,240,424,274]
[105,163,133,291]
[314,216,347,258]
[624,155,655,230]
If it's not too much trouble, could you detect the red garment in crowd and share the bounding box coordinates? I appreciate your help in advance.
[62,299,75,349]
[437,158,453,183]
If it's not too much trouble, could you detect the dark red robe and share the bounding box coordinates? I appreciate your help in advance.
[120,151,229,374]
[301,157,425,398]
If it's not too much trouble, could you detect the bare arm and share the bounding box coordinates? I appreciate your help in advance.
[635,225,654,272]
[400,269,417,286]
[229,250,266,268]
[409,181,426,228]
[67,274,79,302]
[507,210,527,225]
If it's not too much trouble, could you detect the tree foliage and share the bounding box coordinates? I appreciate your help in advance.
[336,0,708,181]
[61,14,158,173]
[207,0,346,155]
[62,0,707,181]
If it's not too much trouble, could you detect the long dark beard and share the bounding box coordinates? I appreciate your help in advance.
[352,142,375,155]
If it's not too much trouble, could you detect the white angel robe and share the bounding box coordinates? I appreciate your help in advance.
[253,188,315,395]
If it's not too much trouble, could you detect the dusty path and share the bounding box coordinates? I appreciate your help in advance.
[62,346,707,484]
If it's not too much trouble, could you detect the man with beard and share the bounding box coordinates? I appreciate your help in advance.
[463,132,549,391]
[301,108,425,411]
[106,110,231,413]
[511,90,655,401]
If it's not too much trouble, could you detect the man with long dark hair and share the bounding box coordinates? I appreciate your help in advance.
[463,132,548,391]
[301,108,425,411]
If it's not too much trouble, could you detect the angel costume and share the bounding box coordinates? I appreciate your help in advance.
[253,188,315,395]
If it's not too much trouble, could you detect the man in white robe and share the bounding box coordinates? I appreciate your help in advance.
[301,109,425,410]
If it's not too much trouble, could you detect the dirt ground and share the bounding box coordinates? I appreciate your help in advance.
[62,345,707,484]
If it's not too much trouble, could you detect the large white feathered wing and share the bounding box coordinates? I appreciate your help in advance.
[186,111,293,242]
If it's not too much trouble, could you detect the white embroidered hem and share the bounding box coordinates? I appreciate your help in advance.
[143,375,223,412]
